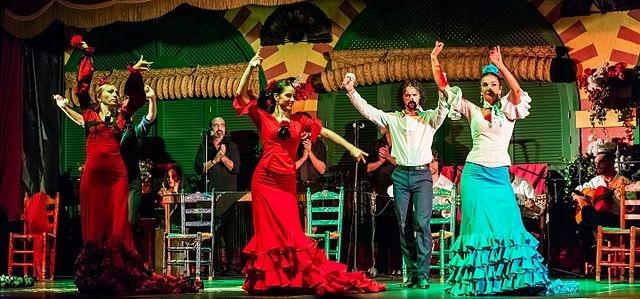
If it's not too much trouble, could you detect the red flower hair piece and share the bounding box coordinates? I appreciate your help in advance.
[265,77,315,101]
[266,80,278,95]
[293,81,314,101]
[98,77,109,86]
[71,35,84,48]
[98,70,114,87]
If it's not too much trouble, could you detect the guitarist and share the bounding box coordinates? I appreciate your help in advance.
[571,151,630,273]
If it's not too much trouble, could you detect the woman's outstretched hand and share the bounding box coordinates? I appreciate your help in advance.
[53,94,69,108]
[133,55,153,71]
[249,49,263,68]
[350,147,369,164]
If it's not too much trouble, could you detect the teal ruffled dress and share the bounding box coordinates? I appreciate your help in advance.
[445,163,550,295]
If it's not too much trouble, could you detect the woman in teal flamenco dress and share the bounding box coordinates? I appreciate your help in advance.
[430,41,577,296]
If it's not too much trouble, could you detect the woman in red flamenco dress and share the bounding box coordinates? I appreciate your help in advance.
[234,50,385,296]
[70,36,198,295]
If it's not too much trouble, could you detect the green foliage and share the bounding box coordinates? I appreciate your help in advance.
[0,275,35,288]
[560,154,596,195]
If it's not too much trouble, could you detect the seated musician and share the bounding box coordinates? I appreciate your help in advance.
[430,150,454,217]
[158,165,182,196]
[509,169,544,236]
[571,151,630,272]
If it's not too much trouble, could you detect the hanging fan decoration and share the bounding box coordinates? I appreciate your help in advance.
[260,2,332,46]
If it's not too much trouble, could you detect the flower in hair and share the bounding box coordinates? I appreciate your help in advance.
[98,77,110,86]
[481,64,500,77]
[294,82,314,101]
[71,35,84,48]
[266,80,278,94]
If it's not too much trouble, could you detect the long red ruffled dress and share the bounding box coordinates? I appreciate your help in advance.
[72,46,199,295]
[234,94,385,296]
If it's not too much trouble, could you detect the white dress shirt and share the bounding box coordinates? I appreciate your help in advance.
[348,90,448,166]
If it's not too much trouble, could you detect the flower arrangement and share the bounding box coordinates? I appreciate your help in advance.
[561,137,624,196]
[560,153,595,199]
[577,62,640,129]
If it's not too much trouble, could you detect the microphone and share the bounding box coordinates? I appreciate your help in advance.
[352,120,365,128]
[201,128,216,138]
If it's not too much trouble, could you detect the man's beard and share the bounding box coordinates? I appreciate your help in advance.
[406,100,417,111]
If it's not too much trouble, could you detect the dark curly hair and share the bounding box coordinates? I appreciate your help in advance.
[396,79,426,110]
[258,77,297,114]
[596,151,615,164]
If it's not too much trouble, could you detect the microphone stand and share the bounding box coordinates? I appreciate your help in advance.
[351,121,364,272]
[545,172,583,278]
[202,129,210,193]
[367,191,378,277]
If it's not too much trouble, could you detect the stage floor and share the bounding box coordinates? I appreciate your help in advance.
[1,276,640,298]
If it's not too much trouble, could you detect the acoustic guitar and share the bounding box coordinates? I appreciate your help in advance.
[573,186,616,224]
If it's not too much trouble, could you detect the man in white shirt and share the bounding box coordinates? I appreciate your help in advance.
[572,151,629,269]
[343,73,448,289]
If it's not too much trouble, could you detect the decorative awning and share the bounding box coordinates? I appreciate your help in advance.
[64,63,260,104]
[2,0,304,39]
[317,46,559,92]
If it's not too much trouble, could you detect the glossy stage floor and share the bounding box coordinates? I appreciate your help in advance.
[1,276,640,298]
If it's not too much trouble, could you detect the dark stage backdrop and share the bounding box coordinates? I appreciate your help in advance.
[0,32,24,221]
[22,25,65,197]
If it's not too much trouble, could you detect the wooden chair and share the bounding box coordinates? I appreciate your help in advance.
[305,187,345,261]
[430,186,458,283]
[400,186,458,283]
[8,192,60,280]
[595,182,640,283]
[164,192,214,282]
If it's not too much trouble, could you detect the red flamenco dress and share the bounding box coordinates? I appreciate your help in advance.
[72,44,199,295]
[234,94,385,296]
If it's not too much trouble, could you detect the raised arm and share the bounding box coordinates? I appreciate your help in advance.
[342,73,390,127]
[121,56,152,119]
[144,85,157,122]
[430,41,472,121]
[54,94,84,127]
[430,41,448,92]
[71,36,94,111]
[320,127,368,163]
[236,49,263,106]
[489,46,521,105]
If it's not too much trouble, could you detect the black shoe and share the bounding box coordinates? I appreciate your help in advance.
[402,277,418,288]
[417,277,430,289]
